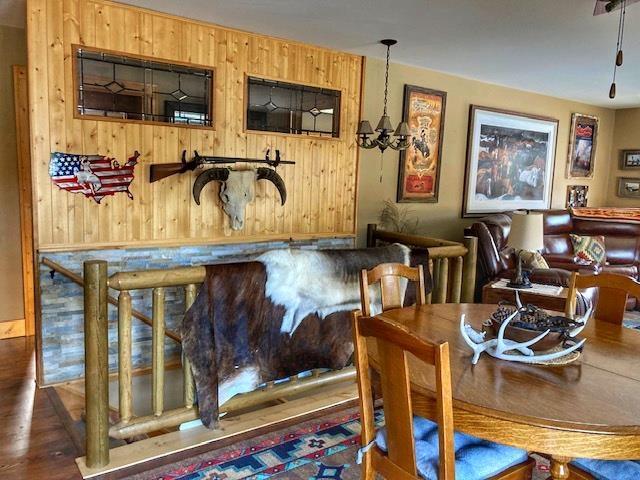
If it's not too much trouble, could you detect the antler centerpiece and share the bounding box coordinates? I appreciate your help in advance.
[460,292,592,365]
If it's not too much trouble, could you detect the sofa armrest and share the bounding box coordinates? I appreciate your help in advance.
[466,221,503,279]
[528,268,574,287]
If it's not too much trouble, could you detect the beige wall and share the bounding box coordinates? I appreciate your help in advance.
[607,107,640,206]
[0,25,27,322]
[357,58,617,243]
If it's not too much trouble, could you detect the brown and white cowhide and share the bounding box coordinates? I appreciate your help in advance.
[180,244,429,428]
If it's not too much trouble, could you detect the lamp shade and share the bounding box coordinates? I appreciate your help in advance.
[507,211,544,252]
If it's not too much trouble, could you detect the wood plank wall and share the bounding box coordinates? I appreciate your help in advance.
[27,0,363,251]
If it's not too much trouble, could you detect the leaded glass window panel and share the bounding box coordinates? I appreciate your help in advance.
[75,48,213,127]
[246,77,340,137]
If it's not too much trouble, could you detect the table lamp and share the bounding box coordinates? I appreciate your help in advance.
[506,211,544,289]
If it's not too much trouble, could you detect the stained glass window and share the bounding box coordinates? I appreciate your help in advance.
[75,48,213,127]
[246,77,341,137]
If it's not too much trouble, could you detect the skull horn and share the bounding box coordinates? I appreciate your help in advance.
[192,167,230,205]
[256,167,287,205]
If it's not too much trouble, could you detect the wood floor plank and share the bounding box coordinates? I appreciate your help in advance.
[0,337,82,480]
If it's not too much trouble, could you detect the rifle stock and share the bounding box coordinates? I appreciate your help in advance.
[149,161,197,183]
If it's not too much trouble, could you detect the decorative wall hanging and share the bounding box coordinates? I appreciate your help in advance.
[567,114,598,178]
[621,150,640,170]
[397,85,446,203]
[566,185,589,208]
[49,151,139,203]
[357,40,410,158]
[459,292,591,365]
[193,167,287,230]
[149,149,295,183]
[463,106,558,217]
[617,177,640,197]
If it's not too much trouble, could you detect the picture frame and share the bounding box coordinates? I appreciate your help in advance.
[397,85,447,203]
[620,150,640,170]
[567,113,598,178]
[617,177,640,198]
[463,105,558,217]
[566,185,589,208]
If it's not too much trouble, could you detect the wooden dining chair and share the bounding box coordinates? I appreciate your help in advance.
[352,310,535,479]
[359,262,426,316]
[565,272,640,324]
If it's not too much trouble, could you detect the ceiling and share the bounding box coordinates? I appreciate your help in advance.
[4,0,640,108]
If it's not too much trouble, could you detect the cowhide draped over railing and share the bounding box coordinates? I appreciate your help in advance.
[81,232,477,471]
[366,224,478,304]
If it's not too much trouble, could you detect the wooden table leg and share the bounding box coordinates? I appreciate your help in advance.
[549,456,572,480]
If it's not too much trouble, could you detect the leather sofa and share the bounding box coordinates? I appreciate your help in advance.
[465,209,640,310]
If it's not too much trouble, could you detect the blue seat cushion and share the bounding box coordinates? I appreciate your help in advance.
[374,416,529,480]
[572,458,640,480]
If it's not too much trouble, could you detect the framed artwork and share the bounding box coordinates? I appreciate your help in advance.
[463,106,558,217]
[617,177,640,198]
[620,150,640,170]
[567,113,598,178]
[397,85,446,203]
[566,185,589,208]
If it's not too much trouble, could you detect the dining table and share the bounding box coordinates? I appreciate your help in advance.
[369,303,640,480]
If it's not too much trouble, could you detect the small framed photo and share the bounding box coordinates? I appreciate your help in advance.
[567,113,598,178]
[566,185,589,208]
[617,177,640,198]
[621,150,640,170]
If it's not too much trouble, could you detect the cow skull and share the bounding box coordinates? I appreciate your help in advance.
[193,167,287,230]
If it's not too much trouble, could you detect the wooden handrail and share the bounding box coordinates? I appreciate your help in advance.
[109,266,207,290]
[42,257,182,344]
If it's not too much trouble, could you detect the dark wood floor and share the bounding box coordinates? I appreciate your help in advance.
[0,337,82,480]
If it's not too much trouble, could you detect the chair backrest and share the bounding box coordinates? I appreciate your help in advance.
[352,310,455,479]
[359,263,426,317]
[565,272,640,324]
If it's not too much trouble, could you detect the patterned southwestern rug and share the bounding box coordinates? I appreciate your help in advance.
[128,407,552,480]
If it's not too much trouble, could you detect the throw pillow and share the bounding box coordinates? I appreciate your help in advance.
[570,234,606,265]
[520,251,549,269]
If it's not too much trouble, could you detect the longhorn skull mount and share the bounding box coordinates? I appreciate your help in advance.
[460,291,592,365]
[192,167,287,231]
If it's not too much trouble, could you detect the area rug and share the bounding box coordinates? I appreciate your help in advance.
[128,407,551,480]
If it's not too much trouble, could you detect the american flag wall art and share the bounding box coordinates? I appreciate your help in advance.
[49,151,139,203]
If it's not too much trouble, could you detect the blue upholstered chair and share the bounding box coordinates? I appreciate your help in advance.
[353,263,535,479]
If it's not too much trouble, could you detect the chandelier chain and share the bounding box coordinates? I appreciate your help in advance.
[383,43,390,116]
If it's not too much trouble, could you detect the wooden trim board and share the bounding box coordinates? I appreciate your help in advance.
[13,65,36,337]
[0,319,27,339]
[76,382,358,478]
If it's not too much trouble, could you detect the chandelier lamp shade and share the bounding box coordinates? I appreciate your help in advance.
[356,39,410,152]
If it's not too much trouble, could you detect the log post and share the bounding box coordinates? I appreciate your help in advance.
[152,287,165,416]
[183,284,196,408]
[118,291,133,423]
[450,256,464,304]
[461,236,478,303]
[434,257,449,304]
[84,260,110,468]
[366,223,377,248]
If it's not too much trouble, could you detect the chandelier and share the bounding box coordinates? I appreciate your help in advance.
[356,39,410,152]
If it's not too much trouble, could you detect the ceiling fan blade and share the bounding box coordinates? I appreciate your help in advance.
[594,0,640,15]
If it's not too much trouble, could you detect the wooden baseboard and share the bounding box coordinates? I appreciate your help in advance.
[76,382,358,478]
[0,319,26,339]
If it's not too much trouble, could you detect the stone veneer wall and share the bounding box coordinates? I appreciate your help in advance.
[39,237,353,385]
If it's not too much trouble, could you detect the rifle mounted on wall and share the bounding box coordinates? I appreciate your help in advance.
[149,149,295,183]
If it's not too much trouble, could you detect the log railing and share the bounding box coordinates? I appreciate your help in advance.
[83,261,356,469]
[366,224,478,304]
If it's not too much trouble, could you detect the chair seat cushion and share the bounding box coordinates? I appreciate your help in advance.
[374,416,529,480]
[572,458,640,480]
